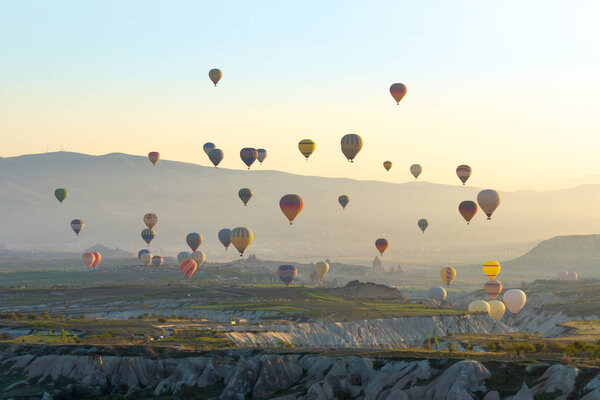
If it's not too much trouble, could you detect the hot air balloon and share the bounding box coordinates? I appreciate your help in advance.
[338,195,349,210]
[203,142,216,156]
[70,219,84,236]
[143,213,158,229]
[54,188,68,204]
[238,188,253,206]
[567,272,578,281]
[410,164,422,179]
[208,68,222,86]
[138,249,150,261]
[315,261,329,283]
[383,161,392,171]
[298,139,316,160]
[503,289,527,314]
[279,194,303,225]
[477,189,501,220]
[468,300,490,314]
[375,238,389,255]
[341,134,363,162]
[418,219,429,233]
[389,83,407,104]
[458,201,478,224]
[488,300,506,321]
[482,261,501,280]
[218,228,232,250]
[148,152,160,166]
[257,149,267,164]
[231,227,253,256]
[192,250,206,267]
[208,149,224,167]
[278,265,297,287]
[140,252,152,267]
[440,267,456,286]
[177,251,192,264]
[180,259,198,279]
[456,165,472,185]
[427,286,447,302]
[141,229,156,245]
[484,280,503,300]
[82,253,95,268]
[91,252,101,268]
[240,148,258,169]
[151,255,163,268]
[558,271,569,280]
[186,232,203,251]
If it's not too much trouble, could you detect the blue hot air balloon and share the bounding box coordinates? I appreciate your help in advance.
[203,142,216,156]
[278,265,297,287]
[186,232,203,252]
[257,148,267,164]
[208,148,224,167]
[240,148,258,169]
[218,228,232,250]
[138,249,150,261]
[151,255,163,268]
[141,229,156,245]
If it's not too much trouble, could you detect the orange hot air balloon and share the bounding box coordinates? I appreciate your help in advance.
[375,238,389,255]
[148,152,160,166]
[458,201,478,224]
[91,252,102,268]
[82,252,96,268]
[279,194,303,225]
[389,83,407,104]
[180,259,198,279]
[484,279,503,300]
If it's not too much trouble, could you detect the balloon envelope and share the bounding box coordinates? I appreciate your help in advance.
[389,83,407,104]
[459,201,478,224]
[91,252,101,267]
[192,250,206,267]
[278,265,297,286]
[177,251,192,264]
[338,195,349,210]
[383,161,392,171]
[503,289,527,314]
[238,188,253,206]
[218,228,232,249]
[440,267,456,286]
[140,252,152,266]
[148,152,160,165]
[143,213,158,229]
[138,249,150,261]
[477,189,501,220]
[341,134,363,162]
[208,68,222,86]
[240,148,258,169]
[54,188,68,204]
[567,272,578,281]
[70,219,84,235]
[456,165,472,185]
[257,149,267,164]
[141,229,156,245]
[82,252,95,268]
[315,261,329,281]
[186,232,203,252]
[298,139,316,159]
[375,238,389,255]
[231,227,253,256]
[418,219,429,233]
[483,261,501,280]
[208,148,224,167]
[180,259,198,279]
[427,286,447,302]
[488,300,506,321]
[484,280,503,300]
[468,300,490,314]
[410,164,422,179]
[203,142,216,156]
[151,255,163,268]
[279,194,303,224]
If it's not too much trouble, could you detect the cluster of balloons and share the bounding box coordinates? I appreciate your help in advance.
[141,213,157,246]
[82,251,101,269]
[276,260,329,287]
[172,232,205,279]
[558,271,578,281]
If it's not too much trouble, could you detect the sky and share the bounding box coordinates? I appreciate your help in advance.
[2,1,600,191]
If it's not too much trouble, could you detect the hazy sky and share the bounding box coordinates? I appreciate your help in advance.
[2,1,600,191]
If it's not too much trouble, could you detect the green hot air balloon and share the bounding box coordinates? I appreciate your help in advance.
[54,188,68,204]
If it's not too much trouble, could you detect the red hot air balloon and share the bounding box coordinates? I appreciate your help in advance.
[91,252,102,268]
[180,259,198,279]
[279,194,303,225]
[389,83,407,104]
[375,238,389,255]
[82,253,96,268]
[484,280,503,300]
[458,201,478,224]
[148,152,160,166]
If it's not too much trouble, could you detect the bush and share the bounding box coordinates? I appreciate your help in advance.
[533,342,547,352]
[277,340,294,348]
[549,342,567,353]
[27,314,37,320]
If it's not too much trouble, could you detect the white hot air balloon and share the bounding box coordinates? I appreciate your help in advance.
[503,289,527,314]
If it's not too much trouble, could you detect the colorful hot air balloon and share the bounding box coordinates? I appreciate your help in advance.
[138,249,150,261]
[440,267,457,286]
[389,83,407,104]
[488,300,506,321]
[231,227,253,256]
[458,201,478,224]
[91,252,101,268]
[375,238,389,255]
[278,265,297,287]
[143,213,158,229]
[279,194,303,225]
[180,259,198,279]
[54,188,68,204]
[567,272,578,281]
[240,148,258,169]
[82,252,95,268]
[140,252,152,267]
[383,161,392,171]
[298,139,316,160]
[418,219,429,233]
[177,251,192,264]
[192,250,206,267]
[410,164,422,179]
[484,279,503,300]
[186,232,203,251]
[482,261,501,280]
[503,289,527,314]
[257,149,267,164]
[209,69,222,86]
[238,188,253,206]
[218,228,232,250]
[315,261,329,283]
[558,271,569,280]
[151,255,163,268]
[203,142,216,156]
[427,286,447,302]
[341,134,363,162]
[338,195,349,210]
[468,300,490,314]
[148,152,160,166]
[141,229,156,245]
[70,219,84,236]
[456,165,472,185]
[477,189,501,220]
[208,149,224,167]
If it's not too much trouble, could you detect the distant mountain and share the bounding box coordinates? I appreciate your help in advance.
[1,151,600,267]
[83,244,134,259]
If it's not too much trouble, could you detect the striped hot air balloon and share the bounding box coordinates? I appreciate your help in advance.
[484,279,503,300]
[456,165,472,185]
[186,232,203,252]
[140,252,152,267]
[298,139,316,160]
[410,164,422,179]
[141,229,156,246]
[238,188,253,206]
[208,149,224,167]
[279,194,303,225]
[209,69,222,86]
[70,219,84,236]
[180,259,198,279]
[231,227,253,256]
[383,161,392,171]
[82,252,96,268]
[338,195,349,210]
[440,267,456,286]
[138,249,150,261]
[278,265,297,287]
[257,149,267,164]
[143,213,158,229]
[191,250,206,267]
[375,238,389,255]
[151,255,163,268]
[459,201,478,224]
[148,152,160,166]
[203,142,216,156]
[218,229,232,250]
[482,261,501,280]
[389,83,407,104]
[177,251,192,264]
[240,148,258,169]
[341,134,363,162]
[91,252,101,268]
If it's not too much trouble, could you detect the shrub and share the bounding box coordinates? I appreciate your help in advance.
[533,342,547,352]
[277,340,294,348]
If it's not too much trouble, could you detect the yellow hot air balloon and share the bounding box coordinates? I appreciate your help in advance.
[140,252,153,267]
[143,213,158,229]
[482,261,501,280]
[468,300,490,314]
[315,261,329,283]
[440,267,456,286]
[298,139,316,160]
[488,300,506,321]
[383,161,392,171]
[340,134,363,162]
[231,227,253,256]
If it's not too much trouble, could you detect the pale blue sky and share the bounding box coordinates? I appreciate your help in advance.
[2,1,600,190]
